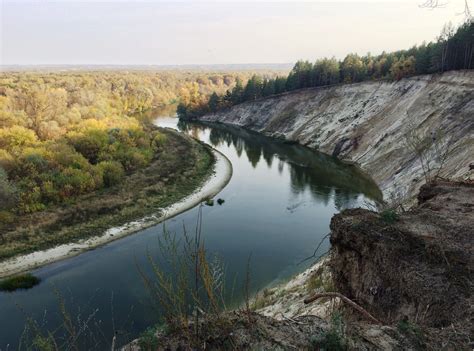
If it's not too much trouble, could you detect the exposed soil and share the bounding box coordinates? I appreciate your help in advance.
[330,181,474,349]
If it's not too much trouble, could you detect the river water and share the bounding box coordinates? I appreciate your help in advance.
[0,117,381,349]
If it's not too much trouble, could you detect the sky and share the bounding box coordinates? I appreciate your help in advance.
[0,0,469,65]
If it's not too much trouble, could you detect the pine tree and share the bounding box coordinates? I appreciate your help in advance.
[208,92,220,112]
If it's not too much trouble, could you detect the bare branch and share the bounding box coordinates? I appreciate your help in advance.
[304,292,383,325]
[297,232,330,265]
[420,0,473,18]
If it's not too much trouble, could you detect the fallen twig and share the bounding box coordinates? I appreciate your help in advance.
[298,233,330,265]
[304,292,382,325]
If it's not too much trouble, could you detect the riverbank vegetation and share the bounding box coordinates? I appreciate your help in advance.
[0,273,40,292]
[0,128,214,261]
[1,70,278,259]
[178,20,473,118]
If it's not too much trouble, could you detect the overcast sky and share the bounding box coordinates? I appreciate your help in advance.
[0,0,468,65]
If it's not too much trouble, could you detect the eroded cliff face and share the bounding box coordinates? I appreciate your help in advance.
[330,181,473,349]
[197,71,474,201]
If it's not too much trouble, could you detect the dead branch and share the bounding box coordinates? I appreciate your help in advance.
[304,292,382,325]
[298,233,330,265]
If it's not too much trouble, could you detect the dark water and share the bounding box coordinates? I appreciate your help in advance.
[0,117,381,350]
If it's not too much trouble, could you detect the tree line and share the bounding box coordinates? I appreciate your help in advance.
[0,69,284,222]
[178,20,473,118]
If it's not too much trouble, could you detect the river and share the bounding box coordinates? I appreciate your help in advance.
[0,117,381,349]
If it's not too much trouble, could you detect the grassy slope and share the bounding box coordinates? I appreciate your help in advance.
[0,128,214,261]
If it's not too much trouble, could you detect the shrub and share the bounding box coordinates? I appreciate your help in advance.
[0,273,40,292]
[310,313,347,351]
[138,326,160,351]
[17,182,45,214]
[152,132,167,149]
[0,149,15,172]
[40,180,59,203]
[380,209,399,224]
[98,161,125,187]
[0,126,37,152]
[68,129,108,164]
[113,148,149,173]
[0,166,17,210]
[50,142,90,170]
[0,210,15,224]
[397,319,422,337]
[56,167,98,197]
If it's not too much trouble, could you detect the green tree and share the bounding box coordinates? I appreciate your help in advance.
[231,78,244,104]
[341,54,367,83]
[262,79,276,97]
[0,166,17,210]
[208,92,221,112]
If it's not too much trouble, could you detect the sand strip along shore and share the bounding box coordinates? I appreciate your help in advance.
[0,149,232,278]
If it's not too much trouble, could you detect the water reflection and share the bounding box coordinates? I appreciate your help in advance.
[0,116,382,350]
[178,120,382,210]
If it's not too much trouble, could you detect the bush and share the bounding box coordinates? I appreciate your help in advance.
[0,166,17,210]
[152,132,167,149]
[117,149,149,173]
[380,209,399,224]
[17,182,45,214]
[0,126,37,152]
[0,273,40,292]
[0,149,15,172]
[310,313,347,351]
[138,326,160,351]
[56,167,98,197]
[68,129,108,164]
[0,210,15,224]
[98,161,125,187]
[397,319,422,337]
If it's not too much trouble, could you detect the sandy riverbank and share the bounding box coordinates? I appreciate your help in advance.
[0,149,232,278]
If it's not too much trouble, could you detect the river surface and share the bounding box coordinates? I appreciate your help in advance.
[0,117,381,349]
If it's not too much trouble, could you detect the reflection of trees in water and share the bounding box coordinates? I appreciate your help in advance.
[262,147,274,168]
[235,138,244,158]
[278,160,285,175]
[334,189,361,211]
[244,143,262,168]
[180,121,382,205]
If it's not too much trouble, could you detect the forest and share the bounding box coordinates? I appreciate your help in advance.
[178,21,474,118]
[0,70,283,227]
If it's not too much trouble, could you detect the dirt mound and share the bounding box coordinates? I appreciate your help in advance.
[330,181,473,349]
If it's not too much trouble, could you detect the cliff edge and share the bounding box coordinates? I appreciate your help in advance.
[330,180,473,349]
[196,71,474,202]
[125,181,473,350]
